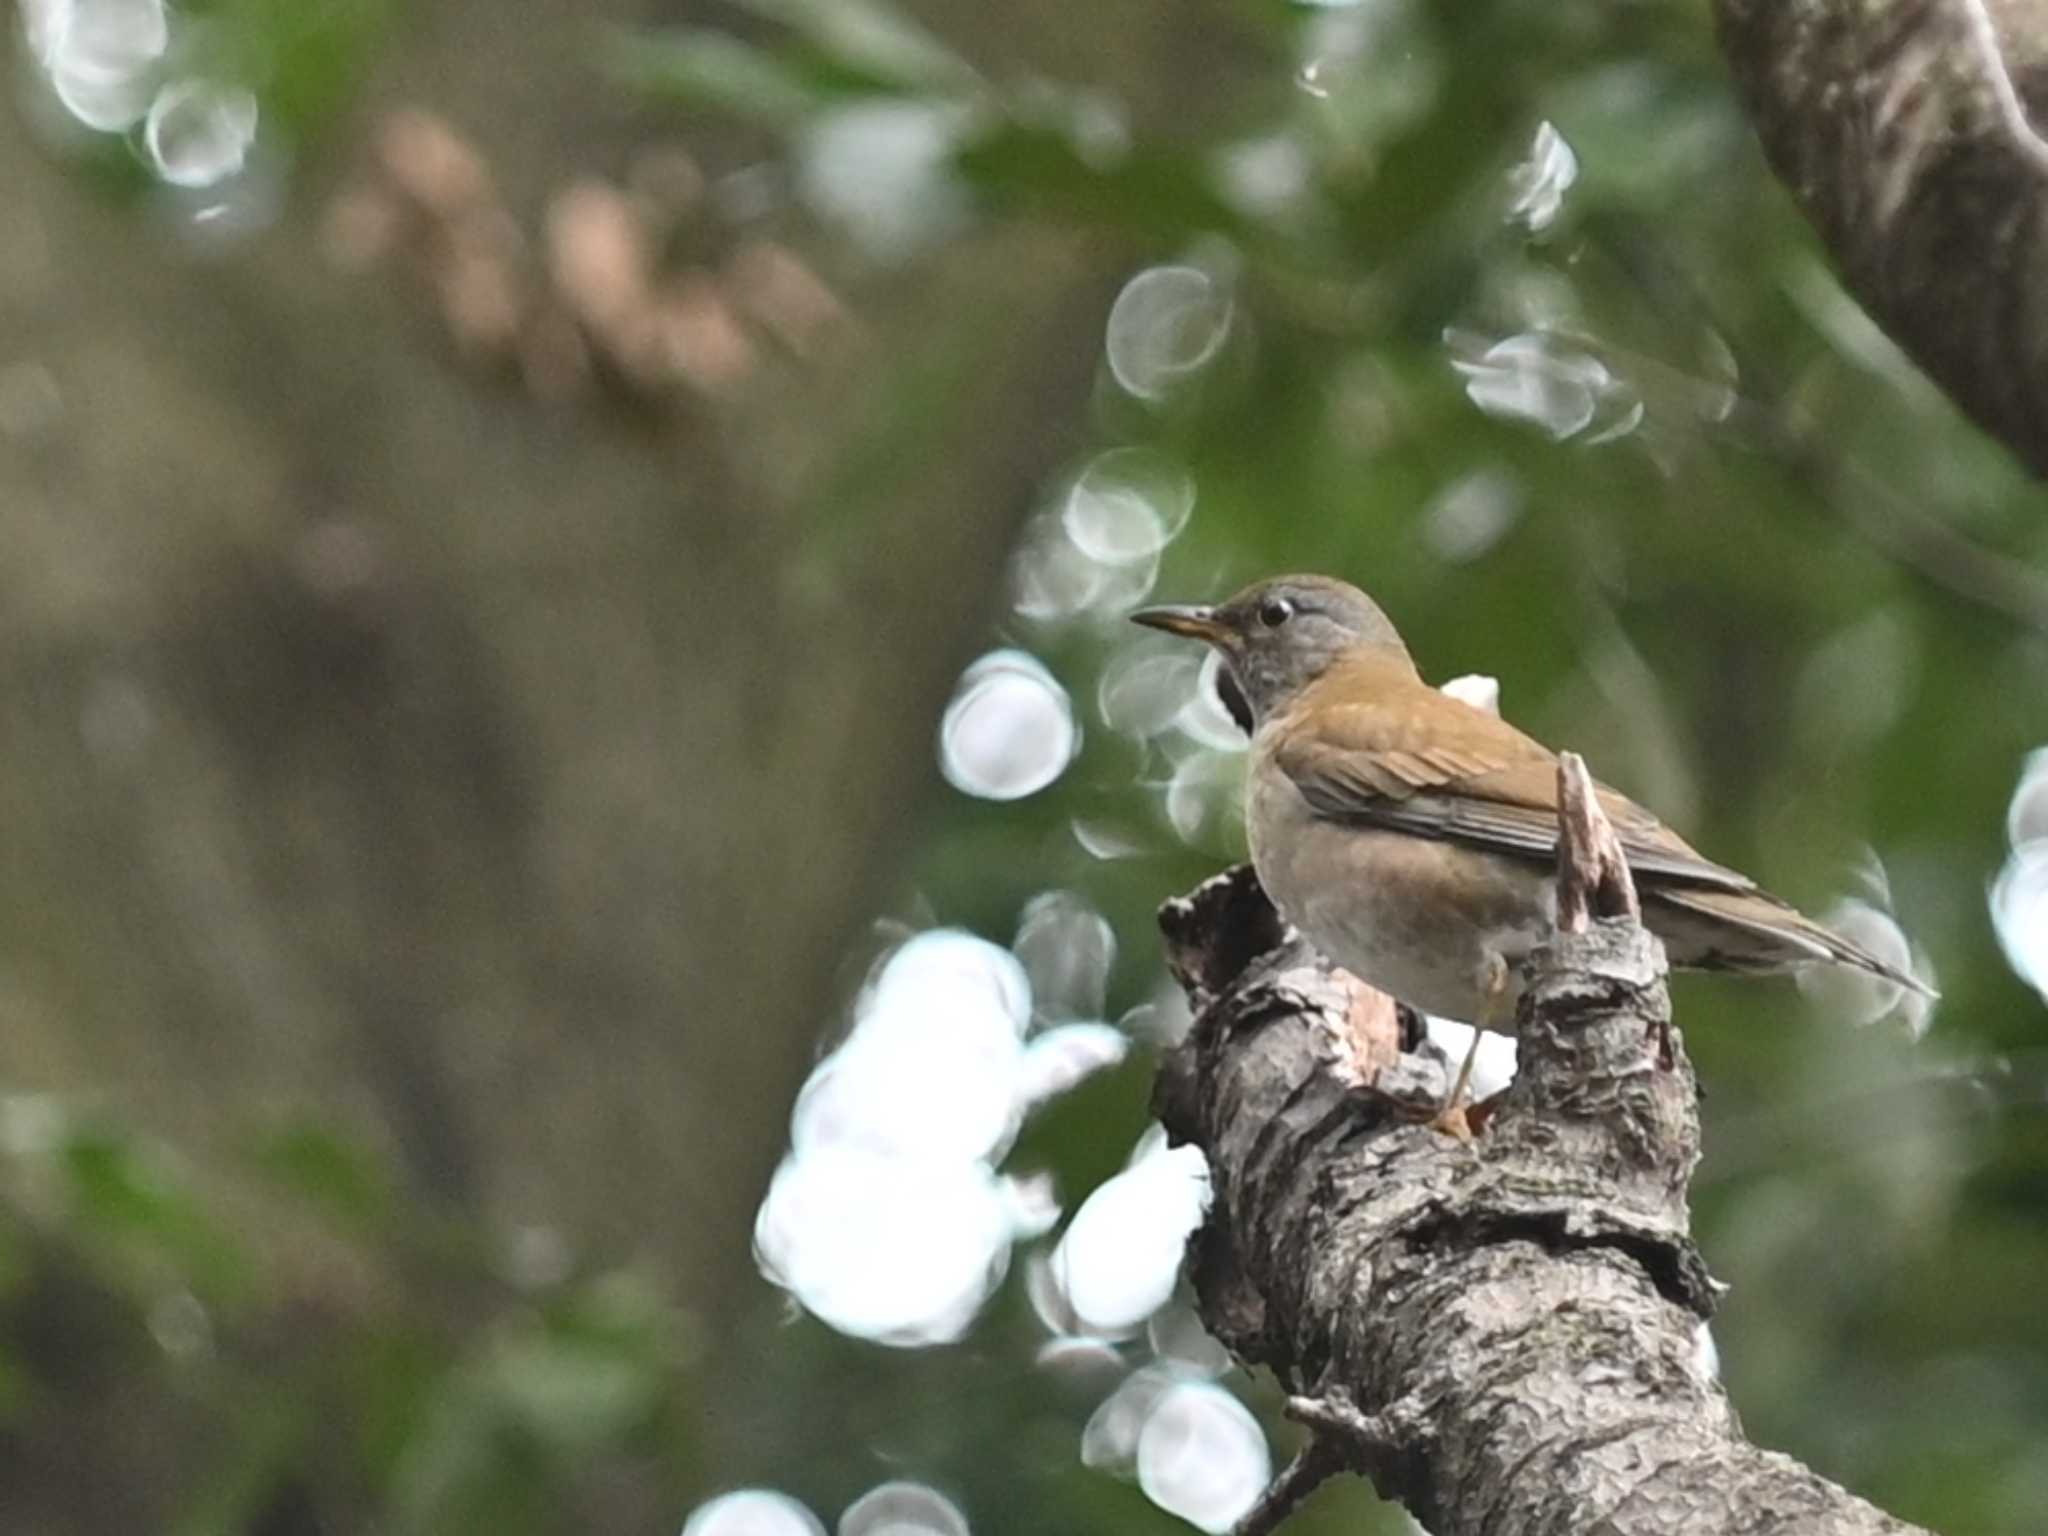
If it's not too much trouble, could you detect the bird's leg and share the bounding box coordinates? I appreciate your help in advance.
[1442,1029,1485,1125]
[1431,952,1510,1139]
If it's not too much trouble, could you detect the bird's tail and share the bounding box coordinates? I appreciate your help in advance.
[1649,886,1938,999]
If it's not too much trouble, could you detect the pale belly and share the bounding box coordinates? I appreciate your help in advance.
[1245,756,1556,1029]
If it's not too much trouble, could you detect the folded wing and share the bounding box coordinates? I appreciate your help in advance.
[1268,665,1931,995]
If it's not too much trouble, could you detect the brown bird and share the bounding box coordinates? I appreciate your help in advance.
[1133,575,1931,1071]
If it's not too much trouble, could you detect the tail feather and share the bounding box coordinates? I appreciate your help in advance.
[1647,886,1938,1000]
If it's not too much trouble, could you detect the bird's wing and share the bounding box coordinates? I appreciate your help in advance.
[1270,684,1758,894]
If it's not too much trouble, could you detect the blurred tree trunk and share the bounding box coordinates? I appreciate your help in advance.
[0,0,1117,1320]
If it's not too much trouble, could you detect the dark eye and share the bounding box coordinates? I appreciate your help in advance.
[1258,596,1295,629]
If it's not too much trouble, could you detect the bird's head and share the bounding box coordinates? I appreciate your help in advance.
[1132,574,1415,728]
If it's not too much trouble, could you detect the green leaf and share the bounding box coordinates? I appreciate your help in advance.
[196,0,396,131]
[604,28,843,127]
[721,0,977,95]
[244,1123,393,1231]
[953,120,1251,245]
[60,1130,246,1294]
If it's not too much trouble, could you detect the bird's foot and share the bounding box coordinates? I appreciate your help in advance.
[1428,1046,1481,1140]
[1428,1100,1476,1142]
[1426,952,1511,1138]
[1387,1077,1502,1139]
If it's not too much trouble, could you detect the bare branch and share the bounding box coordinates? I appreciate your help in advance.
[1229,1437,1342,1536]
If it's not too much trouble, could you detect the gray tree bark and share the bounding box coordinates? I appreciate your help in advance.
[1715,0,2048,476]
[1152,771,1934,1535]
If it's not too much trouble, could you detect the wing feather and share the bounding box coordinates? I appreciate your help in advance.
[1270,675,1756,895]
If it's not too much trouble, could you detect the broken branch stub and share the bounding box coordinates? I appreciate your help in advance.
[1556,750,1641,933]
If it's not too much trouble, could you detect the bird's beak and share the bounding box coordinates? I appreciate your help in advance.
[1130,603,1228,644]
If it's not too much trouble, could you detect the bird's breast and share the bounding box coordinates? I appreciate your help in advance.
[1244,746,1556,1029]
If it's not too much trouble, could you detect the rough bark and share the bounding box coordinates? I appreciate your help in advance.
[1152,805,1932,1534]
[1715,0,2048,475]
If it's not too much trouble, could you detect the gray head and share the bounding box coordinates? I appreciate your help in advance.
[1131,574,1415,727]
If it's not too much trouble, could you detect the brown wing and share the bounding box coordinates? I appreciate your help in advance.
[1271,668,1757,895]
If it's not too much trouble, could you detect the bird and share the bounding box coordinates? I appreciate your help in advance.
[1132,574,1931,1108]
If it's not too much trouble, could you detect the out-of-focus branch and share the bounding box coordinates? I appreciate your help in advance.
[1151,763,1933,1534]
[1715,0,2048,475]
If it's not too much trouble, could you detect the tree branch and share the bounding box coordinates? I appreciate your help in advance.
[1715,0,2048,475]
[1153,770,1933,1533]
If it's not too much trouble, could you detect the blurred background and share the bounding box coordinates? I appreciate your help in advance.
[4,0,2048,1533]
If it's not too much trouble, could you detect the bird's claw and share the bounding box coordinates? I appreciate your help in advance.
[1428,1102,1477,1142]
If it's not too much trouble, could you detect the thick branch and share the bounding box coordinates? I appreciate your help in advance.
[1153,851,1931,1533]
[1715,0,2048,475]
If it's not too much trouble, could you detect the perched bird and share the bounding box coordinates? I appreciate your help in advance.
[1133,575,1931,1062]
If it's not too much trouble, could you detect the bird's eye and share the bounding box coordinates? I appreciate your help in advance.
[1258,596,1295,629]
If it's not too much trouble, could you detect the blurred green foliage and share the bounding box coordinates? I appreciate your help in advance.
[636,1,2047,1532]
[9,0,2048,1532]
[0,1104,698,1533]
[188,0,392,130]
